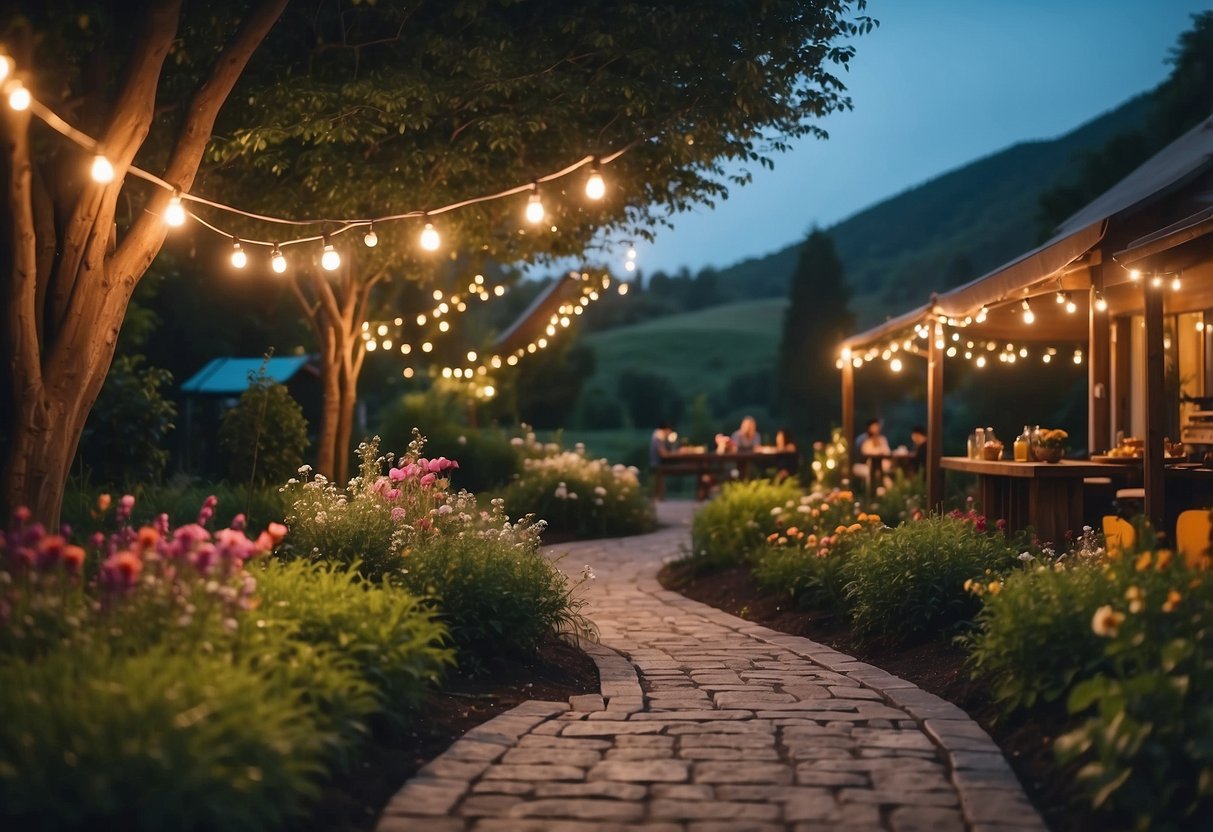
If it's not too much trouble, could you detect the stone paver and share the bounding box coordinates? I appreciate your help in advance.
[377,502,1046,831]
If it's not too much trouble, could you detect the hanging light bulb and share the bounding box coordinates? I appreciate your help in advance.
[164,190,186,227]
[976,306,989,323]
[1021,299,1035,325]
[230,238,247,269]
[1129,269,1141,281]
[1172,275,1182,291]
[7,80,30,111]
[1151,274,1164,289]
[890,357,903,373]
[1064,293,1077,314]
[1042,352,1052,364]
[1055,291,1066,305]
[0,55,12,83]
[321,235,341,271]
[1073,349,1084,365]
[271,244,287,274]
[363,223,378,247]
[525,186,545,224]
[976,355,987,368]
[1094,291,1108,312]
[419,220,440,252]
[90,153,114,183]
[585,159,605,200]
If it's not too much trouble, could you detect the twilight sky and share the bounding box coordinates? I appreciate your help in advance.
[636,0,1209,276]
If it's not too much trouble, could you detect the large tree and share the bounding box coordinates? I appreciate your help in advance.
[199,0,876,481]
[1,0,289,523]
[776,228,853,441]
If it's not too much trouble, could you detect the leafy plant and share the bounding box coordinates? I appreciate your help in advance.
[688,478,803,570]
[76,355,176,486]
[219,374,309,487]
[843,514,1018,643]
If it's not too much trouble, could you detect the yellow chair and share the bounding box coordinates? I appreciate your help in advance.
[1102,516,1136,558]
[1176,510,1212,569]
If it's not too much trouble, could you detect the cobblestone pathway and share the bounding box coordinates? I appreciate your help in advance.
[378,503,1046,832]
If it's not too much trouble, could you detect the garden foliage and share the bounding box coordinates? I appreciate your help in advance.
[219,376,310,487]
[689,477,803,570]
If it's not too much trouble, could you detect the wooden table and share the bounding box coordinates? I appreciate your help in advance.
[654,450,799,500]
[941,457,1130,543]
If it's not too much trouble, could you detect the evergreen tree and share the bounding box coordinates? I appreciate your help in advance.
[776,229,854,442]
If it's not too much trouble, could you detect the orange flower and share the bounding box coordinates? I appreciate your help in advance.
[1135,552,1153,572]
[1162,589,1182,613]
[97,494,112,512]
[986,580,1002,595]
[137,526,160,550]
[1154,549,1173,570]
[1092,605,1125,637]
[62,545,86,572]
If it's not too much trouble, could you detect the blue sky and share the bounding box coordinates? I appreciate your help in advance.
[636,0,1209,276]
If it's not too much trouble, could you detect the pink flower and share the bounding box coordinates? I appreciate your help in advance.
[266,523,288,545]
[995,518,1007,532]
[389,466,407,482]
[385,488,401,502]
[102,550,143,588]
[403,463,422,479]
[418,517,432,530]
[390,507,406,522]
[419,473,437,488]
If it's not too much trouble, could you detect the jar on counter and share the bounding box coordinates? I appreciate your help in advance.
[1014,426,1031,462]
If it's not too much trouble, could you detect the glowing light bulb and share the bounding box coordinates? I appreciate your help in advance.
[490,356,502,369]
[507,355,519,366]
[976,355,987,368]
[230,239,247,269]
[1198,321,1206,333]
[618,282,629,295]
[90,154,114,183]
[363,224,378,247]
[624,261,636,272]
[1151,275,1163,288]
[1055,291,1066,305]
[483,385,495,398]
[467,350,478,362]
[1042,353,1052,363]
[890,357,903,373]
[0,55,11,83]
[164,192,186,227]
[525,190,545,224]
[377,324,388,336]
[976,306,989,323]
[585,162,605,200]
[432,289,444,300]
[422,341,433,353]
[1094,292,1108,312]
[403,367,415,379]
[1073,350,1083,365]
[1064,293,1077,314]
[321,238,340,271]
[1021,299,1035,325]
[420,222,440,251]
[7,81,30,111]
[366,341,377,352]
[494,285,505,296]
[1129,269,1141,281]
[1172,276,1182,291]
[438,320,450,332]
[627,247,637,260]
[271,245,287,274]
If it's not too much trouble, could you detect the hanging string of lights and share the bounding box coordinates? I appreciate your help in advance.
[0,53,640,274]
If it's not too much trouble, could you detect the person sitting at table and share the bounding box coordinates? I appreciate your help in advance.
[650,421,674,467]
[910,425,928,473]
[775,427,796,452]
[731,416,761,452]
[852,418,891,487]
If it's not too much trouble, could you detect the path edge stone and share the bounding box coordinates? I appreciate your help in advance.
[653,588,1049,832]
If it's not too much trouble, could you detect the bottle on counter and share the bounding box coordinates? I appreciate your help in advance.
[973,428,986,459]
[1029,425,1041,460]
[1014,426,1031,462]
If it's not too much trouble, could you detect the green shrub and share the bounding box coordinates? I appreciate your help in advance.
[398,532,591,669]
[219,377,309,487]
[496,449,656,539]
[754,526,877,611]
[253,559,452,722]
[77,354,176,486]
[844,514,1018,643]
[1052,555,1213,828]
[688,478,802,570]
[0,648,339,832]
[868,469,924,525]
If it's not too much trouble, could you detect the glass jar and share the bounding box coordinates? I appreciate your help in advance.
[973,428,986,459]
[1014,425,1031,462]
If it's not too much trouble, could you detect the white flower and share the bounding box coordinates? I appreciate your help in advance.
[511,437,524,447]
[1018,552,1035,562]
[594,485,607,497]
[770,507,783,516]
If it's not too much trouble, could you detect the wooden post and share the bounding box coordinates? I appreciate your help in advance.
[1089,279,1111,454]
[1111,316,1132,441]
[927,320,945,510]
[1143,280,1166,530]
[841,357,855,471]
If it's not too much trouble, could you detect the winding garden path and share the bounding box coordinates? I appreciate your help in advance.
[377,502,1046,832]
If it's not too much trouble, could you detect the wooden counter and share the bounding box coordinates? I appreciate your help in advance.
[941,456,1133,542]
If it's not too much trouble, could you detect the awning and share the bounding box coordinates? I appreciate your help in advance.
[181,356,311,394]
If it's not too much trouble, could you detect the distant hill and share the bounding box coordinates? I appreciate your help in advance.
[713,94,1154,327]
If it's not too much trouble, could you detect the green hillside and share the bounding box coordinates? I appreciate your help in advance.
[582,297,787,416]
[715,94,1153,327]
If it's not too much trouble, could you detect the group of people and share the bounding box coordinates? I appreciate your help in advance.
[650,416,796,465]
[852,418,927,486]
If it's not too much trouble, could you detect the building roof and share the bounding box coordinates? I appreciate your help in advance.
[181,356,311,395]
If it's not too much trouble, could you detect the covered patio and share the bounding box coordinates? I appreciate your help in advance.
[839,114,1213,539]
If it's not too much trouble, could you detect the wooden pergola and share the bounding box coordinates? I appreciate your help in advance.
[839,114,1213,529]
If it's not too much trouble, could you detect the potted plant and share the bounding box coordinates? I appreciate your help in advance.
[1035,428,1068,463]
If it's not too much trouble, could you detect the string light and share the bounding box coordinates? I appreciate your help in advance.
[1021,298,1035,325]
[90,154,114,184]
[230,238,247,269]
[363,223,378,247]
[0,55,11,83]
[1094,291,1108,312]
[1064,292,1077,314]
[976,306,989,323]
[525,187,545,224]
[271,244,287,274]
[7,80,30,111]
[1073,349,1084,365]
[1172,275,1182,291]
[890,358,903,373]
[1055,291,1066,305]
[1151,274,1164,288]
[1129,269,1141,281]
[976,355,987,368]
[321,236,341,271]
[164,190,186,227]
[585,159,606,200]
[419,221,441,252]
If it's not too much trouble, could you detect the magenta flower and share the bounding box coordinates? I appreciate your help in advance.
[390,507,406,523]
[389,466,407,482]
[419,473,437,488]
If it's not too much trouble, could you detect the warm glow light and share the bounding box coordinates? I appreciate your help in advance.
[321,239,341,271]
[382,339,392,350]
[490,355,502,369]
[946,346,957,357]
[1021,299,1035,325]
[401,344,411,354]
[433,289,444,301]
[1055,291,1066,305]
[1151,275,1163,288]
[466,350,478,362]
[0,56,11,83]
[507,355,519,366]
[420,222,440,251]
[890,357,903,373]
[417,314,427,326]
[7,81,30,111]
[1065,294,1077,314]
[363,224,378,247]
[852,357,863,368]
[474,274,485,285]
[494,285,506,297]
[1019,347,1028,357]
[976,355,987,368]
[230,239,247,269]
[271,245,287,274]
[840,346,853,361]
[1042,353,1052,363]
[546,324,556,336]
[366,341,377,352]
[585,162,605,200]
[525,190,545,224]
[1094,292,1108,312]
[1129,269,1141,281]
[1198,321,1206,333]
[422,341,433,352]
[438,320,450,332]
[164,193,186,227]
[1172,276,1182,291]
[90,154,114,183]
[442,367,453,378]
[976,306,989,323]
[403,367,414,378]
[377,324,388,336]
[483,385,496,398]
[1074,350,1084,365]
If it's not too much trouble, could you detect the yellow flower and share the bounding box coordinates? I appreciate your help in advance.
[1092,605,1125,638]
[1135,552,1153,572]
[1125,585,1144,614]
[987,580,1002,595]
[1154,549,1173,570]
[1162,589,1182,613]
[847,523,862,533]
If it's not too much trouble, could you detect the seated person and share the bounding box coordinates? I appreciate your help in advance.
[650,421,673,467]
[731,416,761,452]
[910,425,928,472]
[774,427,796,452]
[852,418,891,485]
